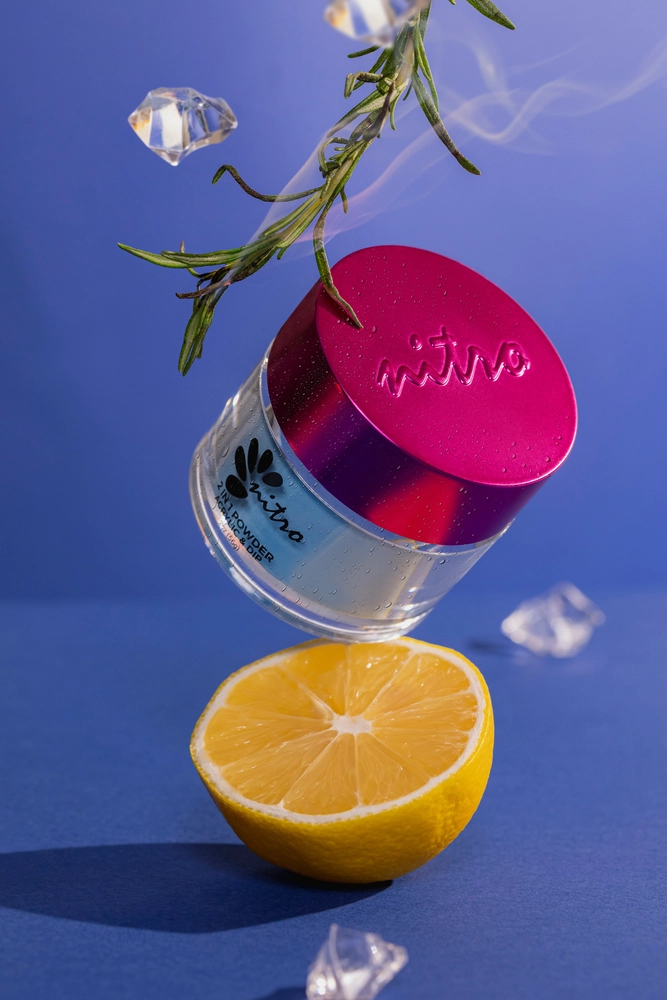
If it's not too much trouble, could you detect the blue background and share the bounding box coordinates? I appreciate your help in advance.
[2,3,667,997]
[0,593,665,999]
[1,0,666,601]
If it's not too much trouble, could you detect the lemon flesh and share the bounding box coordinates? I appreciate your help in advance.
[191,638,493,883]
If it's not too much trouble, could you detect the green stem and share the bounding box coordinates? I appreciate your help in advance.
[314,201,361,327]
[212,164,322,202]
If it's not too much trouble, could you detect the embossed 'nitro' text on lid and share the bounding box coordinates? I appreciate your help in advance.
[267,246,577,546]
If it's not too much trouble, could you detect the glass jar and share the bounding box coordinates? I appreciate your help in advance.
[190,246,576,642]
[191,354,505,641]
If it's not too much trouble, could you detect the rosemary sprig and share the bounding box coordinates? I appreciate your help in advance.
[119,0,514,374]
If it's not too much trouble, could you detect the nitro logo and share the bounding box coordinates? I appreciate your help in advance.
[225,439,303,544]
[377,330,530,398]
[226,439,282,498]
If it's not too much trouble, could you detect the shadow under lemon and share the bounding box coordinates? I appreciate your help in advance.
[0,842,389,934]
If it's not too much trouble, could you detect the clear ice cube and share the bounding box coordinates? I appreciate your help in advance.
[306,924,408,1000]
[324,0,427,47]
[501,582,605,658]
[128,87,237,166]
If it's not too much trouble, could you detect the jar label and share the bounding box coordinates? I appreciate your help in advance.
[221,439,305,544]
[200,364,499,621]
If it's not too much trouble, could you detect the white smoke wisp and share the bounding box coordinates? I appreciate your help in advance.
[441,32,667,147]
[250,30,667,251]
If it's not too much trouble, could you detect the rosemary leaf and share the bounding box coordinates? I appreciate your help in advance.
[118,244,190,268]
[464,0,515,30]
[348,45,380,58]
[412,73,481,175]
[161,249,241,266]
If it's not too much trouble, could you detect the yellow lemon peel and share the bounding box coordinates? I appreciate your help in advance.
[191,637,493,882]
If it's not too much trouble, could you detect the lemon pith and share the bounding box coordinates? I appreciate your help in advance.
[191,638,493,883]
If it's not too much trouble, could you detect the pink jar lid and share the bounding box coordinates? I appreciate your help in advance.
[267,246,577,545]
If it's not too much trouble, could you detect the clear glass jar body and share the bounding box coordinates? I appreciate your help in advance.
[190,350,506,642]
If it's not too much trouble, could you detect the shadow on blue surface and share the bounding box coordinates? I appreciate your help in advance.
[254,991,305,1000]
[0,843,389,933]
[468,638,516,657]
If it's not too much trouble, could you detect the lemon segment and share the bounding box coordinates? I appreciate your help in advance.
[191,638,493,883]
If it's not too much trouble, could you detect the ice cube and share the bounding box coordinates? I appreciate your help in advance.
[324,0,427,47]
[501,582,605,658]
[128,87,236,166]
[306,924,408,1000]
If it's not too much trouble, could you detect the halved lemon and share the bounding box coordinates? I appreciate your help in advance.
[191,637,493,883]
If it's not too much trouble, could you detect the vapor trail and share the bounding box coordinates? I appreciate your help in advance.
[253,30,667,248]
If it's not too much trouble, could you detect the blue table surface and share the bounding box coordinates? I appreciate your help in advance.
[0,587,665,1000]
